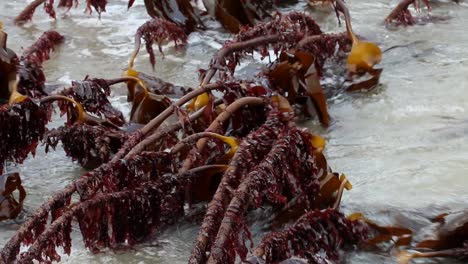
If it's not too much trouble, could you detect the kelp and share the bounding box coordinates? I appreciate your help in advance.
[14,0,125,23]
[128,17,188,70]
[134,72,193,98]
[398,210,468,263]
[45,123,126,169]
[142,0,203,32]
[335,0,381,74]
[14,0,286,34]
[140,0,275,33]
[296,32,351,76]
[0,99,50,175]
[206,127,326,263]
[332,0,383,91]
[58,77,125,126]
[18,30,64,98]
[0,27,18,104]
[265,50,330,125]
[385,0,457,26]
[209,12,323,81]
[255,209,369,263]
[0,29,56,174]
[189,111,290,264]
[124,76,173,125]
[209,0,274,33]
[0,172,26,222]
[0,3,409,263]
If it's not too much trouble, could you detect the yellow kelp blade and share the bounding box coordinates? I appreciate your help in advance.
[335,0,382,73]
[211,133,239,158]
[8,79,27,105]
[347,40,382,73]
[187,92,210,111]
[310,133,326,152]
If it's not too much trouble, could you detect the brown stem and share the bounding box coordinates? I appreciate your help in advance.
[140,83,221,136]
[112,83,222,161]
[105,77,140,86]
[185,165,229,176]
[385,0,415,23]
[201,35,282,86]
[14,0,46,24]
[332,176,349,209]
[171,132,235,154]
[179,97,266,172]
[129,34,142,69]
[123,99,223,159]
[335,0,357,43]
[40,95,86,122]
[40,95,119,129]
[14,163,228,263]
[0,177,80,263]
[124,109,203,159]
[16,189,133,263]
[206,134,294,263]
[207,127,320,263]
[189,117,286,264]
[296,32,348,49]
[120,84,221,161]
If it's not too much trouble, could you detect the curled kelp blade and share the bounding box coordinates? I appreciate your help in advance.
[267,50,330,126]
[416,210,468,250]
[0,172,26,221]
[348,212,413,247]
[334,0,382,74]
[345,68,383,92]
[130,90,172,124]
[0,28,18,104]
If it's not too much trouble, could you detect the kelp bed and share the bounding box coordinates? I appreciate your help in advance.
[1,0,467,264]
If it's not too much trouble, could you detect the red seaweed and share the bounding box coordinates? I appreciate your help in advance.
[18,30,65,98]
[131,17,188,69]
[0,100,50,174]
[58,77,125,126]
[45,123,126,169]
[255,209,369,263]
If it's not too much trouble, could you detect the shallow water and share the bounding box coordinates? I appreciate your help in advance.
[1,0,468,263]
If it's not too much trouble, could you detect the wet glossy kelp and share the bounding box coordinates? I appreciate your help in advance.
[0,172,26,222]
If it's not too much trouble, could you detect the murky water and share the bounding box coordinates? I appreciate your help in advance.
[1,0,468,263]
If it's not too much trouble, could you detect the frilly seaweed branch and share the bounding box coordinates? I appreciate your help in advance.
[18,30,64,98]
[14,0,134,23]
[127,17,188,70]
[254,209,369,263]
[0,88,51,174]
[202,12,323,84]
